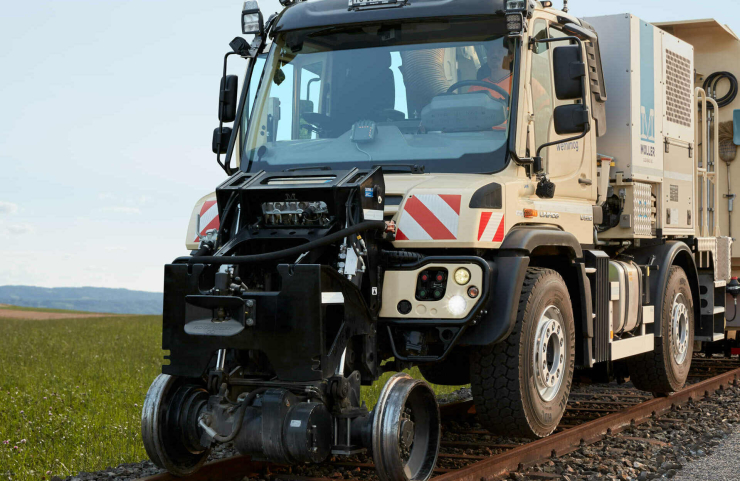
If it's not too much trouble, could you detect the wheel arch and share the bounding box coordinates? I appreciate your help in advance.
[461,227,591,359]
[633,241,700,338]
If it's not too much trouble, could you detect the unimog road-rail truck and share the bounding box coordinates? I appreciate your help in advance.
[141,1,740,479]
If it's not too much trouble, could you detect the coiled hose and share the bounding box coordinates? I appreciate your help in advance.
[178,220,387,265]
[703,72,738,109]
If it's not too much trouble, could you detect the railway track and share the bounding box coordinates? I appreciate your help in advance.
[139,356,740,481]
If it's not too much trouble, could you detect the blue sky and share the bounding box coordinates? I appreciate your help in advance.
[1,0,738,293]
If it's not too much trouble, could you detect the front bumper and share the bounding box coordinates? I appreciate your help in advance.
[162,263,374,382]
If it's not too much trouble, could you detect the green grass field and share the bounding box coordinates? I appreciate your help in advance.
[0,311,463,480]
[0,305,100,314]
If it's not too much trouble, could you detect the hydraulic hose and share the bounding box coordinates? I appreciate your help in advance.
[704,72,738,109]
[178,220,387,265]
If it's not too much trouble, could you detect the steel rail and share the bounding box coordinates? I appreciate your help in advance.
[137,366,740,481]
[434,367,740,481]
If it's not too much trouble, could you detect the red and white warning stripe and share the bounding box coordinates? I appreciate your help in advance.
[194,200,219,242]
[397,194,461,241]
[478,212,505,243]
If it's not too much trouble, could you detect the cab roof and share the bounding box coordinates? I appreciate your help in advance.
[273,0,507,34]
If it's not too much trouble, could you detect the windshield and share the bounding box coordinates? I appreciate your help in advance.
[241,18,516,174]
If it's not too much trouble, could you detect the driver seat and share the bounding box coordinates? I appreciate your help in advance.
[330,51,395,133]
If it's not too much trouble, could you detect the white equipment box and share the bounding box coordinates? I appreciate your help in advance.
[585,14,696,235]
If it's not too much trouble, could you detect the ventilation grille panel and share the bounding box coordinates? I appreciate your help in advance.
[665,49,692,128]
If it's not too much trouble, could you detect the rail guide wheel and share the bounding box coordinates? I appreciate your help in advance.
[141,374,211,476]
[372,373,441,481]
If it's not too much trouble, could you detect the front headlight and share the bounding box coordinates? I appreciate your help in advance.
[448,295,468,316]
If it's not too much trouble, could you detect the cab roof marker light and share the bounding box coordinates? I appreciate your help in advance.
[505,0,527,10]
[242,1,264,36]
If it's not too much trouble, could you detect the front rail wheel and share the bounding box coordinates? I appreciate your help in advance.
[141,374,211,476]
[372,373,440,481]
[470,268,576,438]
[628,266,694,395]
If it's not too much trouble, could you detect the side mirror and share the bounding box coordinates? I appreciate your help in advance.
[219,75,239,123]
[212,127,232,154]
[553,45,586,100]
[554,104,590,135]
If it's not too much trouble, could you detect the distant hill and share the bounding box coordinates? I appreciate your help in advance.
[0,286,162,315]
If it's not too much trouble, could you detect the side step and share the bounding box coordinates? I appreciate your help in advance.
[611,306,655,360]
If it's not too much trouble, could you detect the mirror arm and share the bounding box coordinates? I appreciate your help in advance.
[222,35,267,175]
[215,34,267,175]
[216,52,239,175]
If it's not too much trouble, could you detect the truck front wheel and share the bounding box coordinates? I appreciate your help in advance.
[470,268,575,438]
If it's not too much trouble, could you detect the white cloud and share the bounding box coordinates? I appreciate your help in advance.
[100,206,141,215]
[6,223,34,235]
[0,201,18,215]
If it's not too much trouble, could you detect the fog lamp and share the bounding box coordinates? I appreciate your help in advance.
[454,268,471,285]
[242,1,264,35]
[448,295,468,316]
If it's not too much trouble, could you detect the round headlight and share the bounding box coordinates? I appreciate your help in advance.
[454,268,471,285]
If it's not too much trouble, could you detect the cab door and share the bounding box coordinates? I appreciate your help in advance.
[528,18,597,205]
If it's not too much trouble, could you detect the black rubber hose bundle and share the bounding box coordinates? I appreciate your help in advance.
[703,72,738,109]
[177,220,387,265]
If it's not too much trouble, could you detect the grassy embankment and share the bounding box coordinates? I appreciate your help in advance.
[0,312,464,480]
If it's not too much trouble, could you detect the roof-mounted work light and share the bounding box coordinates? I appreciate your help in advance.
[242,1,264,36]
[505,0,529,36]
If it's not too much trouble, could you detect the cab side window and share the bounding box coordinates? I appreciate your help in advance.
[530,20,554,161]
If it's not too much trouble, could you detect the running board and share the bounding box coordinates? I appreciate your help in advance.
[611,334,655,360]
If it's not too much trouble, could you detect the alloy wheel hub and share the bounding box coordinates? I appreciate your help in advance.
[533,306,566,402]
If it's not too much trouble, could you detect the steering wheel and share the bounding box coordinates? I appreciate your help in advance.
[446,80,510,104]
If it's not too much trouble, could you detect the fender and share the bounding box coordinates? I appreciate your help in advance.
[632,241,700,338]
[499,226,584,259]
[461,227,590,349]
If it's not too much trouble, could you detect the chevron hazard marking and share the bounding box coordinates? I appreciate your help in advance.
[194,200,219,242]
[397,194,461,241]
[478,212,505,242]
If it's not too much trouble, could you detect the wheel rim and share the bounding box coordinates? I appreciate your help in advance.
[671,293,690,364]
[532,305,566,402]
[141,374,210,476]
[372,373,440,481]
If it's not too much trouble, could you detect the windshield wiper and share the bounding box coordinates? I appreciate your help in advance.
[283,166,333,172]
[373,164,426,174]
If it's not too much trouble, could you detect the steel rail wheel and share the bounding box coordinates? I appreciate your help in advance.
[141,374,211,476]
[372,373,441,481]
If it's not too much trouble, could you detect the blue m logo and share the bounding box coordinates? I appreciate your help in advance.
[640,106,655,143]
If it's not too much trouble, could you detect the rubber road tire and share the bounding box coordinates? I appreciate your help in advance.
[628,266,694,395]
[418,350,470,386]
[470,268,576,438]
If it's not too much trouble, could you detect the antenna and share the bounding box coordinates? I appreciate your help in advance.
[563,0,568,12]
